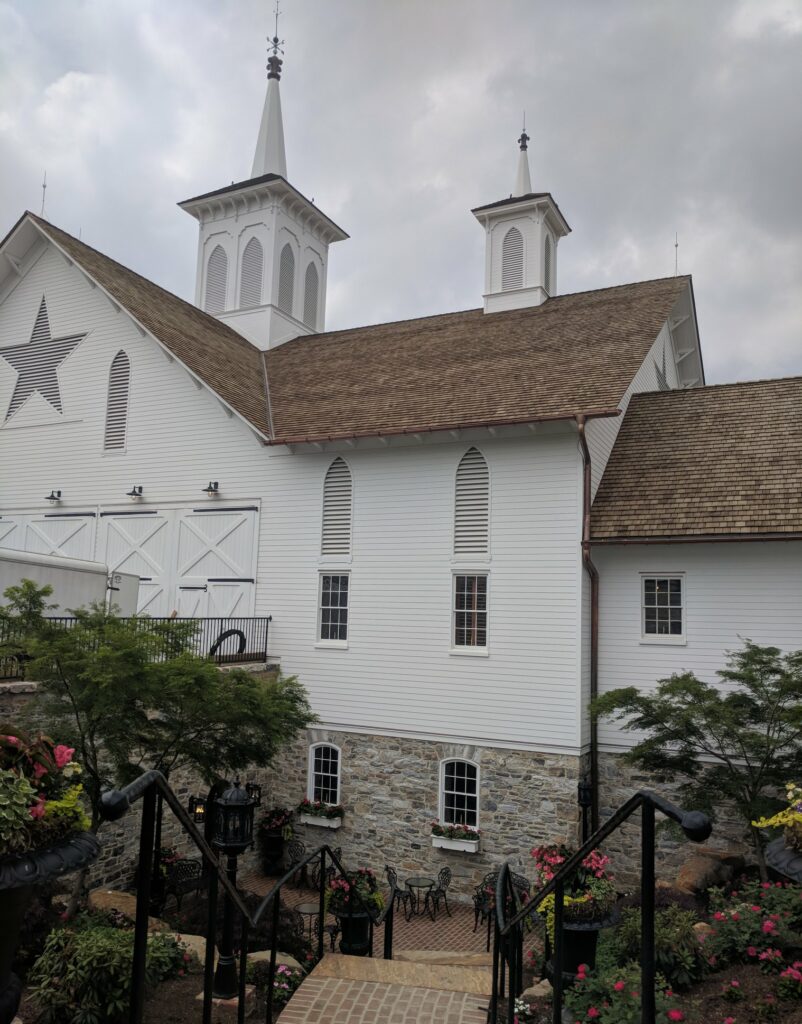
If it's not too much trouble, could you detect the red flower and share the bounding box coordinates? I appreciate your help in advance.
[666,1011,684,1022]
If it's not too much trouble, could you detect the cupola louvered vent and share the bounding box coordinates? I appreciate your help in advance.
[278,243,295,316]
[322,457,352,555]
[303,262,319,329]
[501,227,524,291]
[204,245,228,314]
[104,350,130,451]
[240,237,263,309]
[544,235,552,294]
[454,448,489,555]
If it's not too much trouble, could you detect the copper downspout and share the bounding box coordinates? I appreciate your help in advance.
[576,415,600,833]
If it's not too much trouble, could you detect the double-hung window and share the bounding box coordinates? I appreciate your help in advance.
[441,759,479,828]
[453,574,488,648]
[642,576,684,640]
[309,743,340,804]
[319,573,349,643]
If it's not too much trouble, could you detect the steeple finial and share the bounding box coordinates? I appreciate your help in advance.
[514,115,532,196]
[251,0,287,178]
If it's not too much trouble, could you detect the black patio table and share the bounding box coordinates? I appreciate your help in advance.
[405,875,435,918]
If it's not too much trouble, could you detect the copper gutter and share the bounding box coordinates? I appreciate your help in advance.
[576,415,600,833]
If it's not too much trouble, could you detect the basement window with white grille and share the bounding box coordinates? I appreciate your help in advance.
[641,575,685,643]
[544,235,553,294]
[501,226,524,291]
[303,261,319,329]
[104,350,130,451]
[321,457,352,556]
[453,574,488,650]
[308,744,341,804]
[239,237,263,309]
[440,759,479,828]
[454,448,489,556]
[204,245,228,314]
[319,573,349,643]
[278,243,295,316]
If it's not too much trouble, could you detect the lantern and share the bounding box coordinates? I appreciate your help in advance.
[211,779,256,855]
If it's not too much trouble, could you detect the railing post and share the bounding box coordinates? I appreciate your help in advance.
[129,784,156,1024]
[491,915,500,1024]
[551,877,564,1024]
[383,896,394,960]
[202,869,218,1024]
[317,848,326,962]
[265,888,280,1022]
[641,800,656,1023]
[238,918,249,1024]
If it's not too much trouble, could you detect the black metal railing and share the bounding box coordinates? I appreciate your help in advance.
[0,615,271,680]
[488,790,712,1024]
[99,770,395,1024]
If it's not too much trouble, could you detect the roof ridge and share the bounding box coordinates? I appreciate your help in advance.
[629,374,802,401]
[550,274,691,303]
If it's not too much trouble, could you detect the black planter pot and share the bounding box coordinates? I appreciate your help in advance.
[0,832,100,1024]
[545,913,618,983]
[766,836,802,884]
[335,911,371,956]
[258,829,285,875]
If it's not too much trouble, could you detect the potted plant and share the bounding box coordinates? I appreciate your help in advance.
[754,782,802,882]
[256,806,293,875]
[0,729,99,1024]
[531,843,617,981]
[326,867,384,956]
[431,820,481,853]
[297,797,343,829]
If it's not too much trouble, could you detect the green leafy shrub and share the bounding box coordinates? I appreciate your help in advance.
[711,878,802,932]
[563,962,681,1023]
[605,905,708,990]
[28,921,187,1024]
[245,960,304,1006]
[0,768,36,852]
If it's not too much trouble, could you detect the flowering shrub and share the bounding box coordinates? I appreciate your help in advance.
[705,883,798,966]
[712,876,802,931]
[431,821,480,841]
[326,866,384,916]
[720,977,743,1002]
[563,962,681,1023]
[246,960,304,1006]
[753,782,802,852]
[778,960,802,999]
[531,843,616,939]
[606,904,708,990]
[297,797,343,819]
[0,728,89,855]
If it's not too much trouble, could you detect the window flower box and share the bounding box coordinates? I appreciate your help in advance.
[431,822,480,853]
[297,798,344,829]
[299,812,342,829]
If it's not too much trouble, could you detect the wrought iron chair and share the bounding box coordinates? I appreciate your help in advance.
[163,857,207,910]
[473,869,531,950]
[424,866,452,920]
[285,838,307,886]
[385,865,413,920]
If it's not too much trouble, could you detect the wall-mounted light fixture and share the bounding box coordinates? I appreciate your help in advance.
[45,490,62,504]
[126,485,144,500]
[203,481,220,497]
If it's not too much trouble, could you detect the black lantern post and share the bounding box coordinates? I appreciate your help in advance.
[209,779,257,1000]
[578,777,594,843]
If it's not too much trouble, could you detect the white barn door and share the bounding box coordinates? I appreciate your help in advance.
[175,508,257,617]
[0,513,95,559]
[99,511,174,615]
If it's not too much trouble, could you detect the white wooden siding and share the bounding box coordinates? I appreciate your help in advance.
[595,541,802,751]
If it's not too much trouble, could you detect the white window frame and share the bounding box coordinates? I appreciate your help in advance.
[450,572,489,656]
[640,573,686,645]
[439,758,480,828]
[316,571,350,648]
[307,743,341,805]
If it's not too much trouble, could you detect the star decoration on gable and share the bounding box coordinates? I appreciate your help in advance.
[0,296,85,420]
[654,341,670,391]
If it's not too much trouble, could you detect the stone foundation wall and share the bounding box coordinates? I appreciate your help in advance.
[242,729,585,901]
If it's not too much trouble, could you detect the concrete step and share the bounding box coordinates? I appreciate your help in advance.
[394,949,494,969]
[311,953,493,996]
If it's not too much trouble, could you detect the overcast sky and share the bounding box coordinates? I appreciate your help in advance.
[1,0,800,384]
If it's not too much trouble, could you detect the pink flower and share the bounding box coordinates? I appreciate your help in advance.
[667,1012,684,1022]
[29,797,46,820]
[723,1018,735,1024]
[586,1009,599,1020]
[613,980,625,992]
[729,979,740,988]
[762,919,777,934]
[730,912,740,921]
[747,946,757,957]
[3,735,19,745]
[713,911,726,921]
[53,745,75,769]
[33,762,48,779]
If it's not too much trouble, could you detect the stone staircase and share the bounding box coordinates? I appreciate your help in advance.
[277,951,493,1024]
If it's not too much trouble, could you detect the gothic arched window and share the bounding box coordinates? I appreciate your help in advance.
[204,245,228,313]
[303,262,320,329]
[501,226,524,291]
[240,237,263,308]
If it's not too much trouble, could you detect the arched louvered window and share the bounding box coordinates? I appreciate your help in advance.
[322,457,352,555]
[104,350,130,451]
[501,226,524,291]
[278,243,295,316]
[544,235,553,294]
[239,237,263,309]
[454,448,489,555]
[204,245,228,314]
[303,262,319,329]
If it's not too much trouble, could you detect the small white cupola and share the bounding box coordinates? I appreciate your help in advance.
[179,26,348,351]
[472,127,570,314]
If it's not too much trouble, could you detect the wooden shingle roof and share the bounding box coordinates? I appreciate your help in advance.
[591,377,802,540]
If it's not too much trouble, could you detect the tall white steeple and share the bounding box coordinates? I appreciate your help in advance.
[180,12,348,350]
[472,130,571,313]
[251,23,287,178]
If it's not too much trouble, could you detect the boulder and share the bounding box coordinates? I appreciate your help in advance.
[170,932,211,965]
[675,847,746,895]
[693,922,715,944]
[87,888,170,932]
[521,978,552,1000]
[247,949,305,973]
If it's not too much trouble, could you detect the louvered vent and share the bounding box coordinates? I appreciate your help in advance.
[501,227,524,291]
[104,350,130,451]
[31,296,51,341]
[278,243,295,316]
[322,457,352,555]
[240,237,263,309]
[204,246,228,314]
[544,235,552,294]
[303,262,319,329]
[454,448,489,554]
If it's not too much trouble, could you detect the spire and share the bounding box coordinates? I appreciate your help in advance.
[251,3,287,179]
[514,115,532,196]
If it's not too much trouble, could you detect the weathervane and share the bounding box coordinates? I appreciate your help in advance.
[40,170,47,217]
[518,112,529,152]
[674,232,679,277]
[267,0,284,80]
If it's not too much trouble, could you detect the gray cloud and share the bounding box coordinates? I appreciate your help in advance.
[1,0,800,383]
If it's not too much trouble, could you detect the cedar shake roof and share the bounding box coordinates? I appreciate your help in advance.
[28,214,271,438]
[264,276,690,443]
[591,377,802,540]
